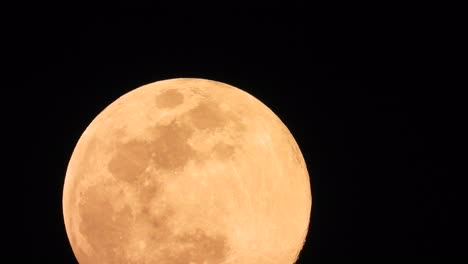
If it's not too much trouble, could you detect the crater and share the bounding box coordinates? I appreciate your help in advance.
[156,89,184,108]
[108,139,152,184]
[78,184,133,263]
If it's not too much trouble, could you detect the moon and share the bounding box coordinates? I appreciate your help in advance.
[63,78,312,264]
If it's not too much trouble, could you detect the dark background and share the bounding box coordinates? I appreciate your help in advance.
[18,3,445,263]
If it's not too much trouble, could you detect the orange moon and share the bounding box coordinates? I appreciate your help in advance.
[63,78,312,263]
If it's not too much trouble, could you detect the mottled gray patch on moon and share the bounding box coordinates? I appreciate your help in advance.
[108,140,152,184]
[156,89,184,108]
[78,184,133,263]
[100,109,231,263]
[212,142,236,160]
[149,120,196,171]
[161,229,229,264]
[187,101,228,130]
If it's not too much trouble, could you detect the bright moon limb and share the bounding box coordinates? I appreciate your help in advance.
[63,78,312,264]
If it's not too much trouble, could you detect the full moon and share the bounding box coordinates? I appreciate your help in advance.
[63,78,312,263]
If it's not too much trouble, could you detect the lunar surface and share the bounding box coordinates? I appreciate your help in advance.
[63,78,311,264]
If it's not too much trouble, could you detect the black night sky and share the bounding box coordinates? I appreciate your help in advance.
[18,3,444,263]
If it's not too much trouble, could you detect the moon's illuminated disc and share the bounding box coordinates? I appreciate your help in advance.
[63,78,312,264]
